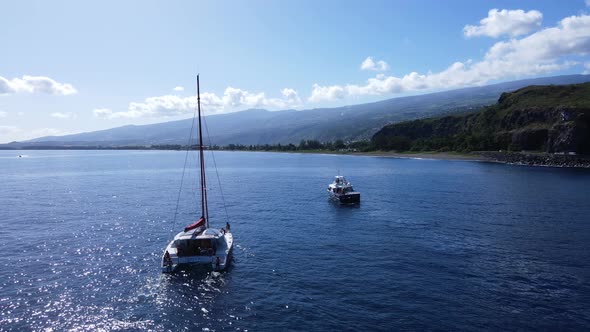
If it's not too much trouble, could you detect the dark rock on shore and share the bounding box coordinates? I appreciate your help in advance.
[478,151,590,168]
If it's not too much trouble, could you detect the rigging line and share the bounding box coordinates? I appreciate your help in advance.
[203,112,231,225]
[169,89,199,242]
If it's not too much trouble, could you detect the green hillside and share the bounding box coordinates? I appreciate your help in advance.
[372,83,590,154]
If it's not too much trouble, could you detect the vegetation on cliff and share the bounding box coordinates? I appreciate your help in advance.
[371,83,590,154]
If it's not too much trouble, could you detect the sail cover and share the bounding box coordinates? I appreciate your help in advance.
[184,217,205,232]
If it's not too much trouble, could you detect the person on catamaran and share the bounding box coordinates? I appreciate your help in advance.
[226,222,231,231]
[163,251,172,271]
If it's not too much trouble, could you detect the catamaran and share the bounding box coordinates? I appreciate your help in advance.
[162,75,233,273]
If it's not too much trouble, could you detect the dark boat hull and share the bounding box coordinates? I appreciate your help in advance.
[332,192,360,204]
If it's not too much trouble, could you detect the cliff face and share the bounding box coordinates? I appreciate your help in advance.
[372,83,590,154]
[495,106,589,153]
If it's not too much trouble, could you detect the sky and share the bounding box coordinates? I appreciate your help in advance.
[1,0,590,143]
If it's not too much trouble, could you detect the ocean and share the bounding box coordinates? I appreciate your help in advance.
[1,150,589,331]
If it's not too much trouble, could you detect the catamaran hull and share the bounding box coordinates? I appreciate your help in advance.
[161,257,231,273]
[162,233,233,273]
[161,252,232,273]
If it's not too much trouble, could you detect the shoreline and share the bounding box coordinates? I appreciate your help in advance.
[349,151,493,162]
[3,148,589,168]
[349,150,590,168]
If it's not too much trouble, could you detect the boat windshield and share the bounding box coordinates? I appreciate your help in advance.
[334,176,347,183]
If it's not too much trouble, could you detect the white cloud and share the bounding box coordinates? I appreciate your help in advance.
[584,62,590,74]
[309,14,590,102]
[173,86,184,92]
[309,84,346,103]
[0,126,69,143]
[0,126,21,143]
[0,126,20,143]
[94,87,302,119]
[0,75,77,95]
[464,9,543,38]
[30,127,68,137]
[0,125,20,135]
[586,0,590,7]
[93,108,114,118]
[360,57,390,71]
[281,88,302,106]
[50,112,76,119]
[126,95,196,118]
[0,111,7,118]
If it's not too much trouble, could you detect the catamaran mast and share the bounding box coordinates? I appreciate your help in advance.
[197,75,209,228]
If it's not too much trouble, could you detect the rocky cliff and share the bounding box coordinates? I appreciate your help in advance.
[372,83,590,154]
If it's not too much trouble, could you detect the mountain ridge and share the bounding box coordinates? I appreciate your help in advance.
[4,74,590,148]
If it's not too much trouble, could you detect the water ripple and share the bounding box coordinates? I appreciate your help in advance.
[1,151,589,330]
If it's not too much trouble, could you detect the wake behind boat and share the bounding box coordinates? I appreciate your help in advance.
[162,75,233,273]
[327,175,361,204]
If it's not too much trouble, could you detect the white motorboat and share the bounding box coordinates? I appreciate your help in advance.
[327,175,361,204]
[162,75,233,273]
